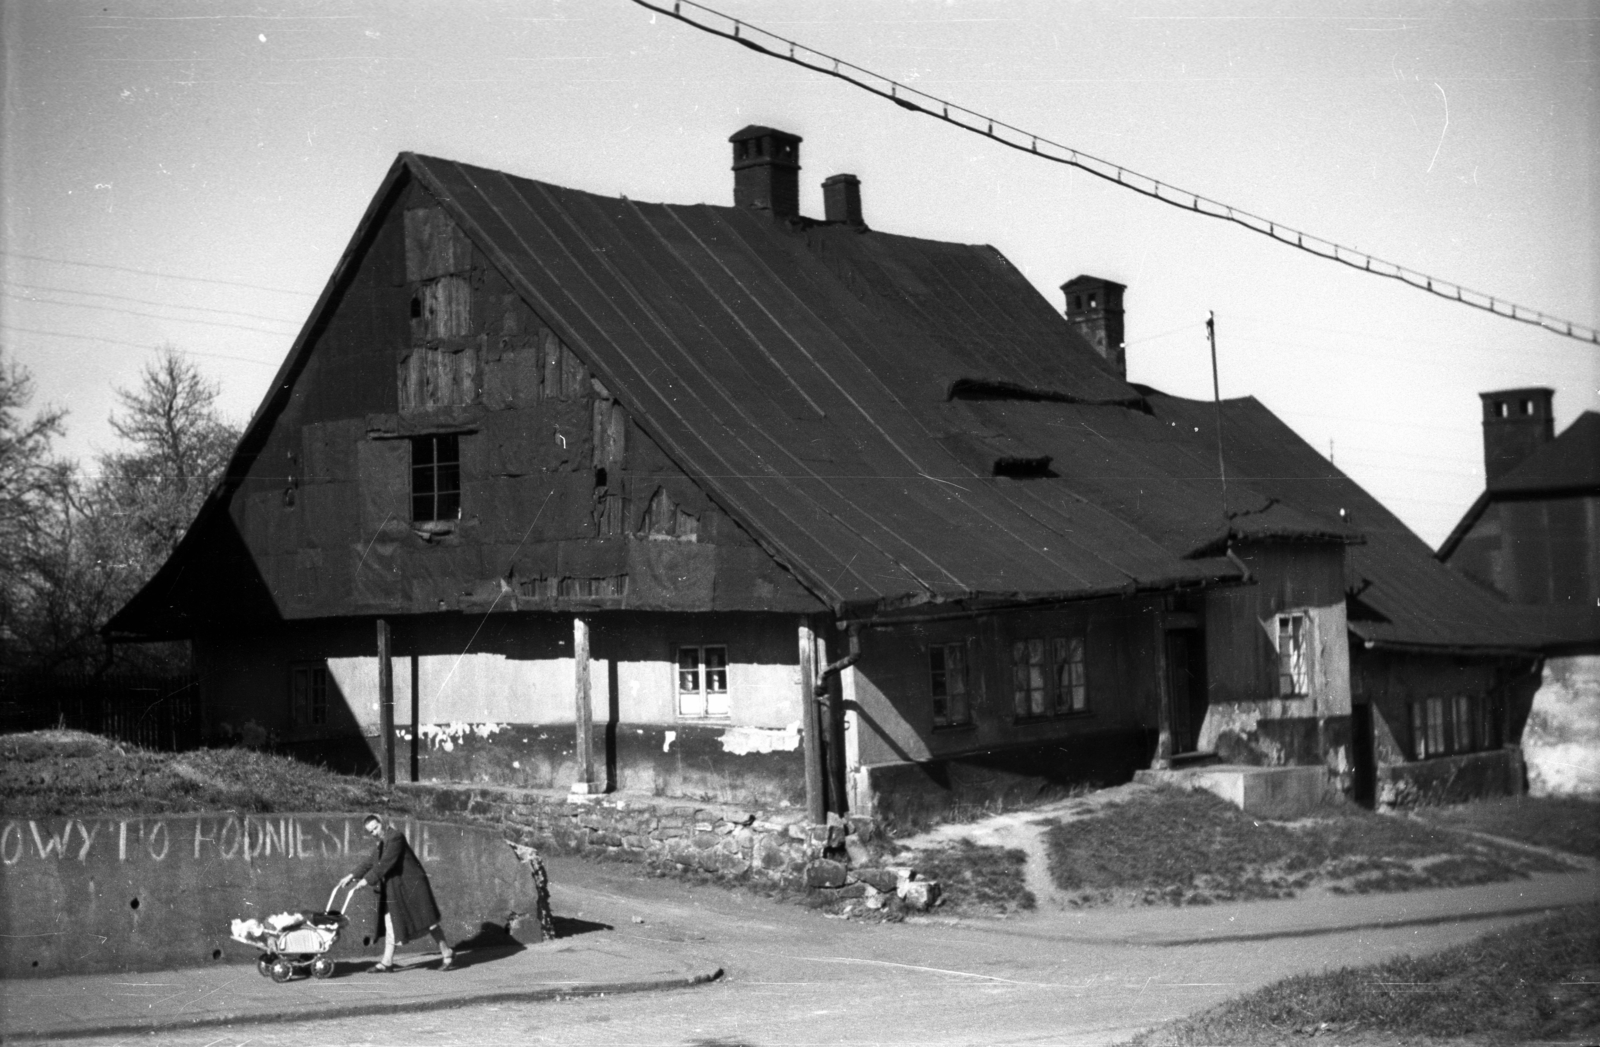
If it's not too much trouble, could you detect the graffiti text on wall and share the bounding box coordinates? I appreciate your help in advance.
[0,817,439,866]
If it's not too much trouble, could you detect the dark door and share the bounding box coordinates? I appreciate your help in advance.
[1164,629,1208,754]
[1351,702,1376,808]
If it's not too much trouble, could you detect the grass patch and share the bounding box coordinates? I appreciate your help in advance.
[0,730,409,817]
[1128,904,1600,1045]
[1044,787,1572,907]
[908,838,1037,915]
[1414,795,1600,859]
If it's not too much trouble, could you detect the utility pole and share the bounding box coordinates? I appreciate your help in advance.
[1207,311,1227,520]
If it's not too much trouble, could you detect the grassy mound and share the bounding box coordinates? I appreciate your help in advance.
[1044,787,1573,907]
[0,730,408,817]
[1130,904,1600,1045]
[1416,795,1600,859]
[909,838,1037,915]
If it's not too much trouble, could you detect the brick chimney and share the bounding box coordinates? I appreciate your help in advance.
[1061,275,1126,378]
[1479,387,1555,483]
[730,125,801,218]
[822,173,863,227]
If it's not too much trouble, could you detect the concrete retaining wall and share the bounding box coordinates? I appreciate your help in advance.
[0,814,547,978]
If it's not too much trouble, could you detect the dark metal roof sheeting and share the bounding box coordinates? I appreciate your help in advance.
[409,154,1237,612]
[1141,393,1533,650]
[1491,411,1600,495]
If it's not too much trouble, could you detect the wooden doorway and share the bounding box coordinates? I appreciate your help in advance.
[1164,628,1209,756]
[1351,702,1376,808]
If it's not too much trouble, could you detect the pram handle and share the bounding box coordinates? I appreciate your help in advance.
[325,882,363,914]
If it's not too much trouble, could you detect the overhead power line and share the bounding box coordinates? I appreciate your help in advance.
[0,251,315,297]
[1,289,299,337]
[3,280,300,326]
[633,0,1599,348]
[0,323,276,366]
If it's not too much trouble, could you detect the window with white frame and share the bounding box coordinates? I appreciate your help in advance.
[1275,613,1309,697]
[1011,632,1090,719]
[929,642,970,727]
[290,663,328,727]
[675,644,728,718]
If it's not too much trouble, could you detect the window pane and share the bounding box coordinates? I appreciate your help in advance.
[946,645,966,697]
[704,646,727,694]
[291,669,308,725]
[1011,642,1029,716]
[1427,697,1446,755]
[1411,701,1428,758]
[929,647,948,698]
[310,668,327,726]
[677,647,700,694]
[1453,696,1473,752]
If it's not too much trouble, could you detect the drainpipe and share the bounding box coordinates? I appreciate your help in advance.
[814,625,861,815]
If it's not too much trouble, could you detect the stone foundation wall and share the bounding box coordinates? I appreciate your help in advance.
[1375,747,1525,809]
[396,783,936,910]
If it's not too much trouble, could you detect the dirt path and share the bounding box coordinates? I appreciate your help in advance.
[892,782,1158,909]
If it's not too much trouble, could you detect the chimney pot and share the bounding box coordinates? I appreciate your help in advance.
[1478,387,1555,483]
[822,173,863,227]
[729,125,802,219]
[1060,275,1127,379]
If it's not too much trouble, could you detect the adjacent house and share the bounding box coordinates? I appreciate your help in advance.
[105,127,1537,821]
[1439,392,1600,795]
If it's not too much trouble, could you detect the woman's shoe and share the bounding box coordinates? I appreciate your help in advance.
[369,962,397,974]
[438,956,457,971]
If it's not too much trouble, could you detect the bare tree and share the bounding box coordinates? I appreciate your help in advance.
[0,351,76,669]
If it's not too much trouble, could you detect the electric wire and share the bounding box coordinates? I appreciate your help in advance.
[2,289,299,337]
[632,0,1599,347]
[0,323,276,366]
[0,250,315,296]
[2,280,301,326]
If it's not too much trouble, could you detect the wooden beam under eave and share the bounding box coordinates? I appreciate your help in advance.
[377,618,395,787]
[799,617,824,823]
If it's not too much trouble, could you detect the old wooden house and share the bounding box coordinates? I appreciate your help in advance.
[107,127,1536,820]
[1439,391,1600,796]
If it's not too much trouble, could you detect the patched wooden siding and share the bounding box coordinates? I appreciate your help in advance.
[226,176,821,620]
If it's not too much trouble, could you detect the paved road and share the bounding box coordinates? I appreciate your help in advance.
[29,858,1597,1047]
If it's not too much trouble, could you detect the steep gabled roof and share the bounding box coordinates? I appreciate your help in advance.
[111,151,1521,649]
[396,153,1245,613]
[1122,393,1527,651]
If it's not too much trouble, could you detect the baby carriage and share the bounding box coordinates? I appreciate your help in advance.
[229,883,361,982]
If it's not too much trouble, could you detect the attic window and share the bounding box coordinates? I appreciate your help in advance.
[1520,399,1534,416]
[993,456,1053,478]
[1495,401,1509,418]
[1070,295,1082,311]
[411,434,461,524]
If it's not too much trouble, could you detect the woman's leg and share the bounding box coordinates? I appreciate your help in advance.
[381,913,397,967]
[428,923,454,962]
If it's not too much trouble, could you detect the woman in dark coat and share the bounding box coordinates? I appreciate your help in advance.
[339,814,456,972]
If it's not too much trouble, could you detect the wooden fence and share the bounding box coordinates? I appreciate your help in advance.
[0,673,201,751]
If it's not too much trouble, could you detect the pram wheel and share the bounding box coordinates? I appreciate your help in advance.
[269,958,295,983]
[257,956,273,978]
[311,957,335,979]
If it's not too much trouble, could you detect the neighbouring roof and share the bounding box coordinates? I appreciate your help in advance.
[107,151,1533,652]
[1490,411,1600,495]
[1438,410,1600,564]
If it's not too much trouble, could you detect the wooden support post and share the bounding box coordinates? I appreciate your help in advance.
[572,616,596,794]
[799,618,824,823]
[377,618,394,787]
[1151,611,1172,771]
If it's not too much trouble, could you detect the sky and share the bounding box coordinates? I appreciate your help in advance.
[2,0,1595,548]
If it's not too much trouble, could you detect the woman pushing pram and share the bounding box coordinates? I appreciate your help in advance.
[338,813,457,973]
